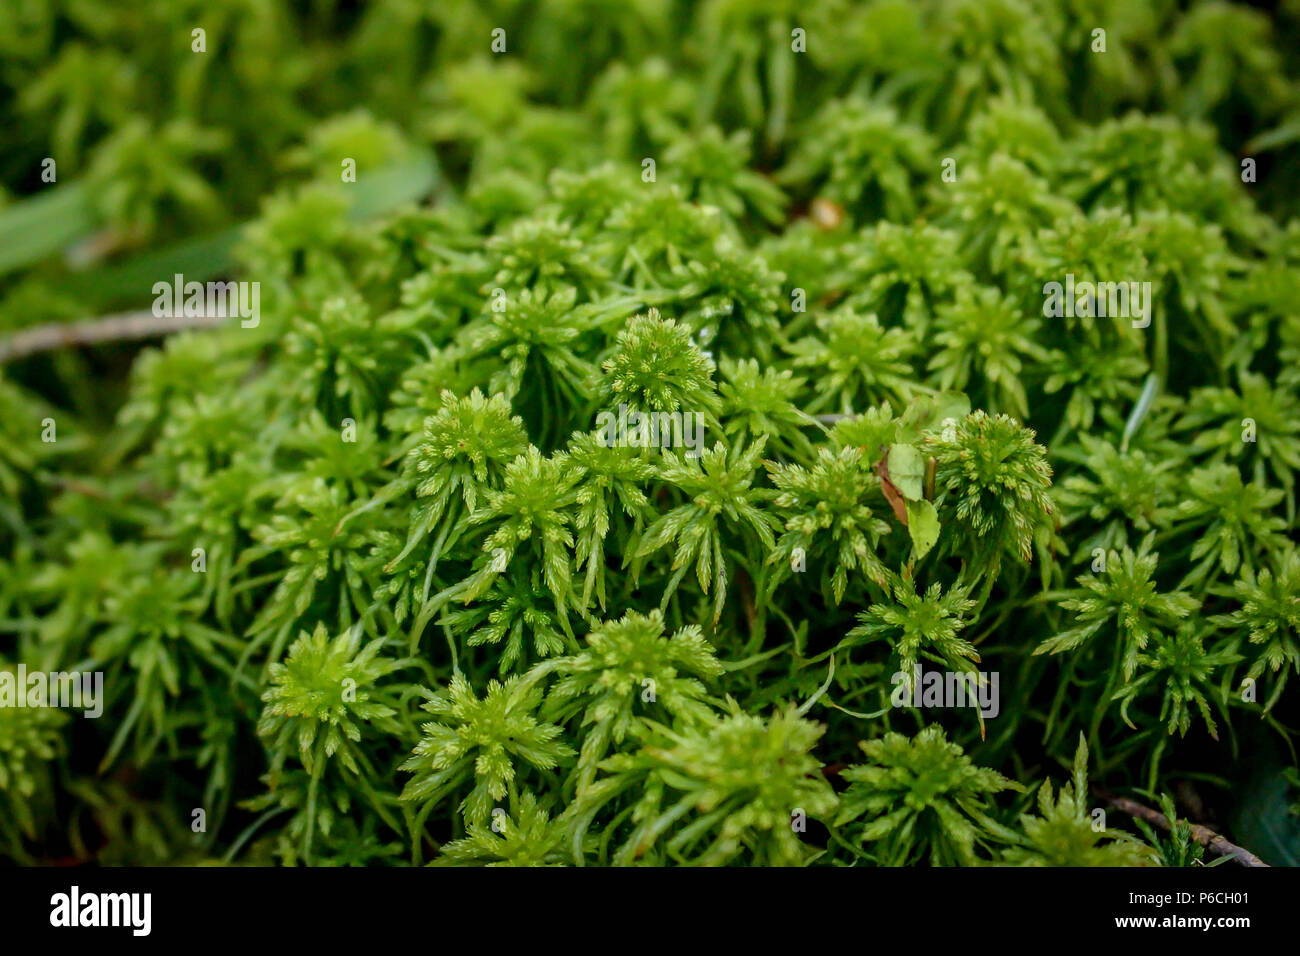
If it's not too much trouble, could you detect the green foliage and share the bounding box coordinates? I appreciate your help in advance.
[0,667,65,859]
[1036,537,1201,680]
[258,623,407,777]
[401,674,572,826]
[929,411,1055,578]
[999,737,1157,866]
[844,576,980,681]
[540,609,723,790]
[767,446,891,603]
[636,440,776,623]
[835,726,1021,866]
[3,0,1299,868]
[572,704,838,866]
[431,792,568,867]
[1216,546,1300,710]
[602,309,721,417]
[1132,793,1213,868]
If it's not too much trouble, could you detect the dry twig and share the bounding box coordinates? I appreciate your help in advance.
[0,310,229,365]
[1094,786,1270,867]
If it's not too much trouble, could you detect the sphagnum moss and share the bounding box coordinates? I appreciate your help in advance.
[1,0,1299,867]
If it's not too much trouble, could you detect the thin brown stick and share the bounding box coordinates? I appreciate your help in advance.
[1094,786,1270,867]
[0,310,229,365]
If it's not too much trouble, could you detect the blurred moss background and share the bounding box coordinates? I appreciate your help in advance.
[4,0,1300,341]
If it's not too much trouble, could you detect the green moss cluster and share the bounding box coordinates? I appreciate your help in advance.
[2,0,1300,866]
